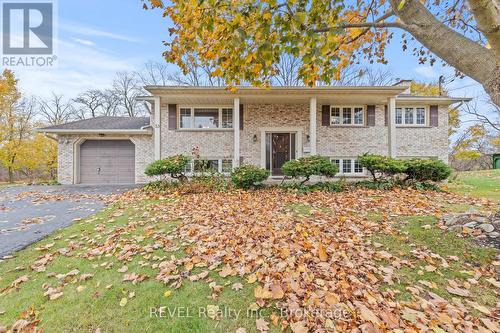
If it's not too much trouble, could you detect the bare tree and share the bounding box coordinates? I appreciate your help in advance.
[113,71,146,117]
[37,93,74,125]
[331,67,394,86]
[137,60,170,86]
[74,89,104,119]
[100,89,120,116]
[462,99,500,133]
[166,55,224,87]
[271,54,303,86]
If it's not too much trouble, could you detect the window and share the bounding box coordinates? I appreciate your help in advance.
[180,108,192,128]
[330,106,364,126]
[342,160,352,173]
[331,158,365,176]
[331,107,340,125]
[194,108,219,128]
[396,106,426,125]
[185,158,233,174]
[178,107,234,129]
[416,107,425,125]
[396,108,403,124]
[221,108,233,128]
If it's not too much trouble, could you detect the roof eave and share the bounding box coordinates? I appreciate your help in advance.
[36,129,153,135]
[144,86,408,96]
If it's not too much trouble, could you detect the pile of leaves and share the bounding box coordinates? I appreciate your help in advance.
[116,188,498,332]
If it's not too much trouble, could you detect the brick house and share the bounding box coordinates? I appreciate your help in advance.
[39,85,469,184]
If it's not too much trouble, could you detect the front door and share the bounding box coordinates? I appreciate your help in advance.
[266,133,296,176]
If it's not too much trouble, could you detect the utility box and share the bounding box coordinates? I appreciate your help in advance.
[494,154,500,169]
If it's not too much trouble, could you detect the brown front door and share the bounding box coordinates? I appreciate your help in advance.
[272,133,291,176]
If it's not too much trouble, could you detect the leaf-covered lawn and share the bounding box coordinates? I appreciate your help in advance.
[0,188,498,332]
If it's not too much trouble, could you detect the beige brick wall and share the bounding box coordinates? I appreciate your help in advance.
[395,105,449,163]
[160,102,234,159]
[56,134,153,184]
[158,102,449,167]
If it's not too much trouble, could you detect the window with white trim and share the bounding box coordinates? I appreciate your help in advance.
[331,158,365,176]
[179,107,233,129]
[395,106,426,125]
[185,159,233,174]
[330,106,364,125]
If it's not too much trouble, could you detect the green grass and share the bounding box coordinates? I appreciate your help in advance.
[0,199,279,333]
[448,169,500,200]
[373,216,497,308]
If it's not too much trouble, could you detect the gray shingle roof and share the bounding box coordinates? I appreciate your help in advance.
[41,116,151,131]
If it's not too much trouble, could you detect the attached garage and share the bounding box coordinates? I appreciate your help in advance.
[79,140,136,184]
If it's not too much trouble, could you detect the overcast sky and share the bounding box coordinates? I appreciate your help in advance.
[6,0,487,106]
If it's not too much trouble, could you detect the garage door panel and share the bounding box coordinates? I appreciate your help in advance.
[79,140,135,184]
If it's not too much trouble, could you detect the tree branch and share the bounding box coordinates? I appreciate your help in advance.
[313,11,399,32]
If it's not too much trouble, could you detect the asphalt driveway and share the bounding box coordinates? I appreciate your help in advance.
[0,185,136,258]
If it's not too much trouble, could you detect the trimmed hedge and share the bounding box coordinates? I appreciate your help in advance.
[358,153,451,183]
[358,153,406,181]
[282,155,338,184]
[231,165,270,189]
[144,155,189,182]
[404,158,452,182]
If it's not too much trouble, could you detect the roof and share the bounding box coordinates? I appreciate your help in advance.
[38,116,152,134]
[144,85,408,95]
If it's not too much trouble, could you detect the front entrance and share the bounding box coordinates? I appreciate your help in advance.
[265,132,296,176]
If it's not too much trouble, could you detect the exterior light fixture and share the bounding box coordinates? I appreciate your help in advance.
[253,134,258,143]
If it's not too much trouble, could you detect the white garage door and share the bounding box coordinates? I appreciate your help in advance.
[79,140,135,184]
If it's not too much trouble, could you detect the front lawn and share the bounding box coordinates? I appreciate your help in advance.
[1,185,498,332]
[448,169,500,201]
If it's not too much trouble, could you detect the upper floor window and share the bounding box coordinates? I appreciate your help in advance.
[331,106,364,126]
[179,107,233,129]
[396,107,426,125]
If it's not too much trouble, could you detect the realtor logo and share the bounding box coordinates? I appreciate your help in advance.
[2,1,53,54]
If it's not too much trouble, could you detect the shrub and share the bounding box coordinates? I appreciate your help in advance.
[281,181,344,193]
[358,153,407,181]
[404,158,452,182]
[353,180,399,190]
[231,165,270,189]
[144,155,189,182]
[282,155,338,184]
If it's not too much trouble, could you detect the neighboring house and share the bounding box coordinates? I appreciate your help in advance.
[39,84,469,184]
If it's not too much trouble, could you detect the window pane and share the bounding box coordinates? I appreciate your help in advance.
[180,108,191,128]
[416,107,425,125]
[194,108,219,128]
[354,160,363,173]
[404,107,414,125]
[342,107,352,124]
[343,159,352,173]
[396,108,402,124]
[354,107,364,125]
[332,159,340,174]
[331,107,340,125]
[194,159,218,173]
[221,159,232,173]
[185,160,193,173]
[221,108,233,128]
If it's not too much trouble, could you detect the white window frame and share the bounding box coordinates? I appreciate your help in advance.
[330,106,365,126]
[185,158,233,175]
[331,158,365,176]
[395,106,427,126]
[178,106,234,130]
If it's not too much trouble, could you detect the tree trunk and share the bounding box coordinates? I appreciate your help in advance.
[8,167,14,184]
[390,0,499,105]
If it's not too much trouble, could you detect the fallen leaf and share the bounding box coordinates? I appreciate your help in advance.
[256,318,269,333]
[119,297,128,307]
